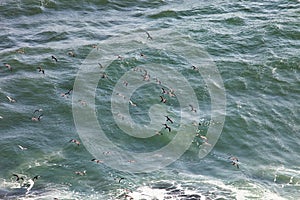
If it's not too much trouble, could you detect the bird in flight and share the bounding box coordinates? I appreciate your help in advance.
[162,123,171,132]
[146,31,153,40]
[51,55,58,62]
[165,115,173,124]
[37,66,45,74]
[69,139,80,146]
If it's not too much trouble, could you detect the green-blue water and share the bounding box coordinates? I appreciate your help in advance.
[1,0,299,199]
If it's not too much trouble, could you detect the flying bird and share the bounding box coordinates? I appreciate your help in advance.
[18,145,27,151]
[161,88,168,94]
[75,170,86,176]
[51,55,58,62]
[129,100,137,106]
[160,96,167,103]
[69,139,80,146]
[68,51,75,57]
[37,66,45,74]
[4,63,12,71]
[146,31,153,40]
[25,175,40,194]
[31,113,43,121]
[91,158,103,163]
[61,89,73,97]
[189,104,197,112]
[165,116,173,124]
[12,174,24,182]
[162,123,171,132]
[229,156,239,169]
[6,96,16,103]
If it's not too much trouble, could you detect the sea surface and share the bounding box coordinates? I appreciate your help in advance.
[0,0,300,199]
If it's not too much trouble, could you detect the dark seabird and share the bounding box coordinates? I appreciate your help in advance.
[33,109,43,115]
[69,139,80,146]
[37,66,45,74]
[12,174,24,182]
[165,116,173,124]
[146,31,153,40]
[191,66,199,71]
[51,55,58,62]
[160,96,167,103]
[91,158,103,163]
[61,89,73,97]
[98,63,104,68]
[189,104,197,112]
[100,72,108,79]
[162,123,171,132]
[161,88,167,94]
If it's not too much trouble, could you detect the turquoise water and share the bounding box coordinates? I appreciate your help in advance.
[0,0,299,199]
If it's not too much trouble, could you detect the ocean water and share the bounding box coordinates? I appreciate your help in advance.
[0,0,300,199]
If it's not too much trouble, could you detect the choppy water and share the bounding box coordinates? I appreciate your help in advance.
[1,0,300,199]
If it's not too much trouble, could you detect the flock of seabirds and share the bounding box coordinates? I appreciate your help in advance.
[2,31,239,199]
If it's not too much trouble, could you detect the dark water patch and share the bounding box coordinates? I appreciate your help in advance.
[148,10,182,19]
[224,16,246,26]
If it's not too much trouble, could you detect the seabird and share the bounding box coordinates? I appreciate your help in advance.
[16,48,25,54]
[117,55,123,60]
[114,177,125,183]
[229,156,239,169]
[117,93,126,99]
[189,104,197,112]
[51,55,58,62]
[123,81,128,87]
[162,123,171,132]
[161,88,168,94]
[103,151,111,155]
[91,158,103,163]
[146,31,153,40]
[142,71,150,81]
[37,66,45,74]
[75,170,86,176]
[191,66,199,71]
[12,174,24,182]
[4,63,12,71]
[160,96,167,103]
[6,96,16,103]
[165,116,173,124]
[129,100,137,106]
[25,175,40,194]
[18,145,27,151]
[31,114,43,121]
[68,51,75,57]
[100,72,108,79]
[98,63,104,68]
[167,89,176,97]
[61,89,73,97]
[33,109,43,114]
[154,77,161,85]
[69,139,80,146]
